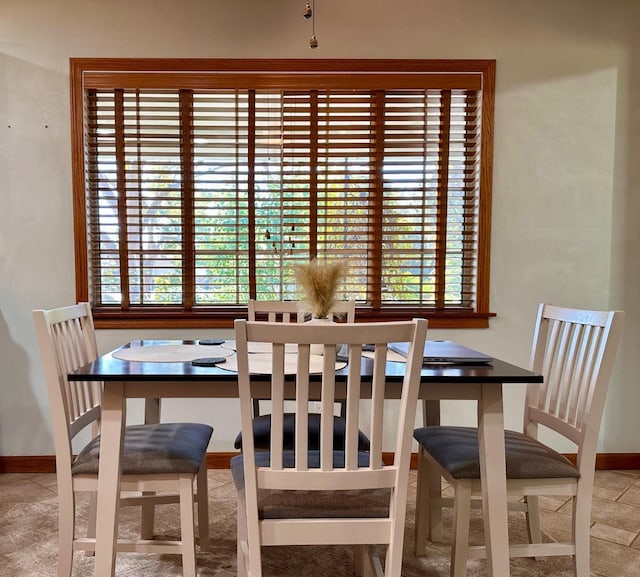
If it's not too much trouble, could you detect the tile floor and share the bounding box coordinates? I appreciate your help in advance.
[1,468,640,576]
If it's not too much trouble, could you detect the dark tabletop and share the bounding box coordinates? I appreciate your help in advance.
[69,340,543,384]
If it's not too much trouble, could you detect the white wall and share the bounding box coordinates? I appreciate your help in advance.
[1,0,638,455]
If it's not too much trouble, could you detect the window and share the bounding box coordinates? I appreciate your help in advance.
[70,59,496,328]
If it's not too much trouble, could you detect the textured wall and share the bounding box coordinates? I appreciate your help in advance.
[0,0,638,454]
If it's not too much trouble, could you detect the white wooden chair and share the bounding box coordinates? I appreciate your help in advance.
[413,304,625,577]
[232,317,427,577]
[33,303,213,577]
[235,299,359,451]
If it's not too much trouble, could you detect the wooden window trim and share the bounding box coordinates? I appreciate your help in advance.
[70,58,496,329]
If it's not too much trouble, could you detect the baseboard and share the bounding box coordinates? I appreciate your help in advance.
[2,452,640,474]
[0,455,57,473]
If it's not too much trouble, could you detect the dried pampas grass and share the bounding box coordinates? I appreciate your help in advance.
[292,259,347,319]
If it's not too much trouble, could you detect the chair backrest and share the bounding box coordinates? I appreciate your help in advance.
[248,299,356,323]
[525,304,624,474]
[33,303,101,481]
[234,317,427,500]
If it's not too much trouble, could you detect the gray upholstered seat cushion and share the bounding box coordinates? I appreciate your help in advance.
[413,426,579,480]
[72,423,213,476]
[233,413,370,452]
[231,450,389,519]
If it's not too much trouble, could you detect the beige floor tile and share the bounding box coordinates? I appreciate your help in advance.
[591,535,640,577]
[619,479,640,507]
[538,494,572,512]
[28,472,58,491]
[612,470,640,480]
[0,477,56,503]
[591,522,638,546]
[208,476,236,500]
[559,495,640,534]
[538,508,573,543]
[593,470,638,499]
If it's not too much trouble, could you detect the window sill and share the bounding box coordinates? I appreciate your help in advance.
[91,307,496,330]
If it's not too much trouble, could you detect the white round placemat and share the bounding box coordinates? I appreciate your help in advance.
[217,353,347,375]
[112,344,233,363]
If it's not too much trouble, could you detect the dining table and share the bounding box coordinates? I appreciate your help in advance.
[68,338,543,577]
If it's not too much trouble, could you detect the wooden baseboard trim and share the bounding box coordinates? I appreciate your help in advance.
[206,452,239,469]
[2,452,640,474]
[0,455,57,473]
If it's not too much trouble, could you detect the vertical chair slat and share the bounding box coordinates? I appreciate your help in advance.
[538,319,560,413]
[548,321,572,416]
[296,344,311,471]
[557,323,580,420]
[575,325,602,430]
[320,346,336,471]
[345,345,362,471]
[369,344,387,471]
[68,317,91,417]
[270,343,286,471]
[295,344,310,471]
[75,315,94,414]
[564,324,589,425]
[60,322,83,422]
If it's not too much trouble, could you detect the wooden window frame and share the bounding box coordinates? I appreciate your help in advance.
[70,58,496,329]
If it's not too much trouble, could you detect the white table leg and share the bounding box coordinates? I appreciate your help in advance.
[477,382,510,577]
[94,381,126,577]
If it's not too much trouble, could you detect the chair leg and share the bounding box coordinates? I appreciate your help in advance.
[356,545,382,577]
[57,483,76,577]
[573,492,591,577]
[178,475,197,577]
[85,491,97,557]
[415,449,447,553]
[354,545,366,577]
[196,462,210,551]
[237,538,248,577]
[385,533,405,577]
[414,448,432,554]
[236,498,250,577]
[524,495,542,550]
[140,491,156,540]
[247,535,263,577]
[450,480,472,577]
[428,464,445,543]
[244,502,263,577]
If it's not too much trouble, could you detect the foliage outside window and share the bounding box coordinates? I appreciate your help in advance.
[70,59,496,328]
